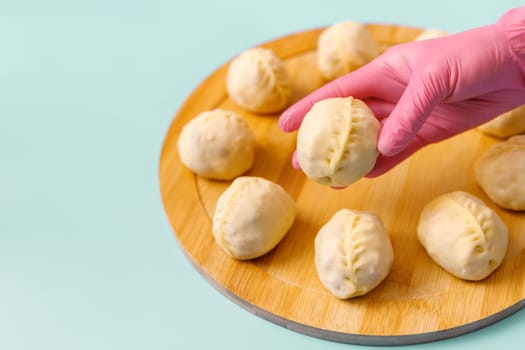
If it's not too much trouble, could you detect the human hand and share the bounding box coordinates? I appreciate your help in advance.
[280,7,525,178]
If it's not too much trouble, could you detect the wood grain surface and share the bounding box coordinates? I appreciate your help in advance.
[159,25,525,345]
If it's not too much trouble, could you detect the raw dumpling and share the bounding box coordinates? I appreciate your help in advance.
[417,191,508,281]
[414,28,448,41]
[212,176,296,260]
[476,135,525,210]
[226,47,291,114]
[296,97,380,187]
[477,104,525,138]
[315,209,394,299]
[177,109,255,180]
[317,21,379,81]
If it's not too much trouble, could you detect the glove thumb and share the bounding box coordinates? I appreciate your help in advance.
[378,72,445,156]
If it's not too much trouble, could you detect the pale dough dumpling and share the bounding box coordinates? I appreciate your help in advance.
[476,135,525,210]
[477,104,525,138]
[212,176,296,260]
[315,209,394,299]
[317,21,379,81]
[296,97,380,187]
[417,191,508,281]
[226,47,291,114]
[177,109,255,180]
[414,28,448,41]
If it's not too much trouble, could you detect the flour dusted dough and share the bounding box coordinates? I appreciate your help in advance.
[477,104,525,138]
[226,47,291,114]
[317,21,379,81]
[417,191,508,281]
[315,209,393,299]
[212,176,296,260]
[414,29,448,41]
[476,135,525,210]
[177,109,254,180]
[296,97,380,187]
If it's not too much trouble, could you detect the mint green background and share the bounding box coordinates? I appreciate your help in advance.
[1,1,525,349]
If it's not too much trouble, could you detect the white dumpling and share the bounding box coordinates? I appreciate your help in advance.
[476,135,525,210]
[213,176,296,260]
[226,47,291,114]
[417,191,508,281]
[296,97,380,187]
[477,104,525,138]
[413,28,448,41]
[177,109,255,180]
[317,21,379,81]
[315,209,394,299]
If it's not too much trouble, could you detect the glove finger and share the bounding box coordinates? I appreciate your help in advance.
[292,150,301,170]
[279,62,390,132]
[363,98,395,120]
[378,74,444,156]
[366,135,427,177]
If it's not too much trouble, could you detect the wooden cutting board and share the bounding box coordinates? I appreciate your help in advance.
[159,24,525,345]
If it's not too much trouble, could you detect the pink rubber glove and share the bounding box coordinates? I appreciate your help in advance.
[280,6,525,178]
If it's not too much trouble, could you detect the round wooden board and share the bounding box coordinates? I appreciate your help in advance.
[159,25,525,345]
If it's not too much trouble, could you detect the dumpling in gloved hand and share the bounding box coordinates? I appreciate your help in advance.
[296,96,380,187]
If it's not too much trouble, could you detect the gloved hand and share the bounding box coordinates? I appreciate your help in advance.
[280,6,525,178]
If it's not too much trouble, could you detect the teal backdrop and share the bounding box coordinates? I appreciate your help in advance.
[1,1,524,349]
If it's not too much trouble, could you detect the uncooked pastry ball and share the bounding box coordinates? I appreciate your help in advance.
[476,135,525,210]
[177,109,255,180]
[226,47,291,114]
[212,176,296,260]
[296,96,380,187]
[317,21,379,81]
[414,28,448,41]
[315,209,394,299]
[417,191,508,281]
[477,104,525,138]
